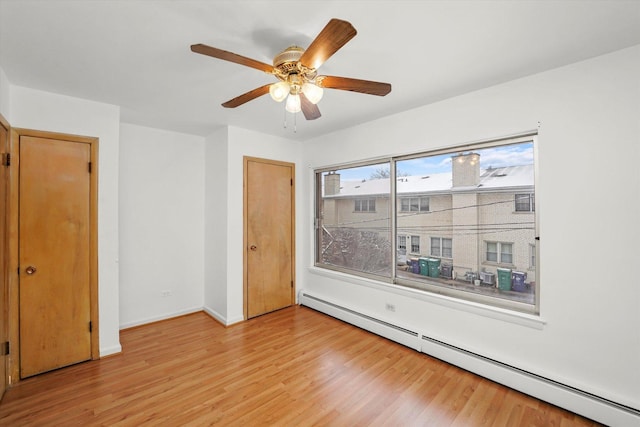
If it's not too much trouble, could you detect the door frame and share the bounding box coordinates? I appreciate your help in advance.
[7,128,99,383]
[0,113,9,398]
[243,156,295,320]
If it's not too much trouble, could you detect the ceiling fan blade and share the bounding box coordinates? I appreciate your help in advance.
[300,93,321,120]
[191,44,274,73]
[317,76,392,96]
[299,19,357,70]
[222,84,272,108]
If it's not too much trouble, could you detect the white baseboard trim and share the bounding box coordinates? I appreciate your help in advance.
[99,344,122,358]
[299,291,639,427]
[119,306,203,330]
[203,306,244,326]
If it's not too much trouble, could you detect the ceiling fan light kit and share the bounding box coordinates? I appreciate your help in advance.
[191,18,391,124]
[269,81,290,102]
[285,93,301,113]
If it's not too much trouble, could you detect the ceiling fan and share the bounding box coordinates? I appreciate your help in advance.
[190,18,391,120]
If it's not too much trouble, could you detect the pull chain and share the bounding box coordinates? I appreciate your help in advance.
[282,104,298,133]
[283,103,287,129]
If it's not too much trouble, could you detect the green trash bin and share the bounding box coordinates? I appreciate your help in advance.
[419,257,429,276]
[497,268,512,291]
[427,258,441,278]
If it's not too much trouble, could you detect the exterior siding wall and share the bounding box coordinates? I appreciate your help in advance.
[478,191,536,283]
[321,187,535,285]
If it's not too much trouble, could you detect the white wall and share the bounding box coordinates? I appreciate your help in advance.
[203,127,229,323]
[202,127,303,325]
[0,67,10,120]
[119,123,205,328]
[9,85,122,356]
[301,45,640,413]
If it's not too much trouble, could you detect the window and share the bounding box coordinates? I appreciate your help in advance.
[315,136,538,313]
[355,198,376,212]
[529,243,536,268]
[501,242,513,264]
[487,242,498,262]
[400,196,429,212]
[430,237,452,258]
[410,236,420,253]
[317,163,391,279]
[515,193,535,212]
[397,235,407,251]
[486,241,513,264]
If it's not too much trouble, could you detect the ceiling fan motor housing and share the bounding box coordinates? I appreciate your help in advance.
[273,46,317,85]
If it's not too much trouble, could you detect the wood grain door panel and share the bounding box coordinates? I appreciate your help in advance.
[19,136,91,378]
[245,158,295,319]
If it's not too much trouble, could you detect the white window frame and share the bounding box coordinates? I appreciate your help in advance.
[430,237,452,258]
[515,193,535,212]
[529,243,536,269]
[354,198,376,212]
[486,241,513,264]
[410,235,420,254]
[400,196,430,212]
[314,132,539,315]
[397,235,407,251]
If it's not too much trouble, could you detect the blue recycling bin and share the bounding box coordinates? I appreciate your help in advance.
[512,271,527,292]
[410,258,420,274]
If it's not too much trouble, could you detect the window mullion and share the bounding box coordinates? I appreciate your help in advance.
[391,160,397,281]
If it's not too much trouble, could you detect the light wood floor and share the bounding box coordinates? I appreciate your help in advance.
[0,305,601,426]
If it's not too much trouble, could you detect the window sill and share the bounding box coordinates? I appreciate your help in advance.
[482,261,516,269]
[307,266,546,330]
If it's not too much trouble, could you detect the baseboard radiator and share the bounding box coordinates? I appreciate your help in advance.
[299,291,639,426]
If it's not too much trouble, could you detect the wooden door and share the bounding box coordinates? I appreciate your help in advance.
[0,116,9,398]
[19,136,92,378]
[244,157,295,319]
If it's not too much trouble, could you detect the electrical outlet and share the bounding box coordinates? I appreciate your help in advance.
[161,290,172,297]
[385,303,396,312]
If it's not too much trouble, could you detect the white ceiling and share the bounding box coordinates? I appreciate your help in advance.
[1,1,639,141]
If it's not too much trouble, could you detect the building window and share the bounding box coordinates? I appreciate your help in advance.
[400,196,429,212]
[397,235,407,251]
[501,243,513,264]
[486,241,513,264]
[530,243,536,268]
[315,135,538,314]
[430,237,452,258]
[515,193,535,212]
[355,198,376,212]
[410,236,420,253]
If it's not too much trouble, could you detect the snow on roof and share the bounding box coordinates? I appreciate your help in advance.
[326,164,534,198]
[478,164,534,189]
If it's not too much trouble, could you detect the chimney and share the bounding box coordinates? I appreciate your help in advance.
[324,171,340,196]
[452,152,480,187]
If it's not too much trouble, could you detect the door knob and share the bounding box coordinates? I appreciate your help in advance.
[25,266,37,275]
[250,245,257,251]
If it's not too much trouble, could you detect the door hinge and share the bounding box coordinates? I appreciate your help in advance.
[291,280,294,288]
[1,153,9,167]
[1,341,8,356]
[89,321,92,332]
[290,178,293,186]
[88,162,92,173]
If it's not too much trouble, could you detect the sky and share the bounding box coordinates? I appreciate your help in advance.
[331,142,534,181]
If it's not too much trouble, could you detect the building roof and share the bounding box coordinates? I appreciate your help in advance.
[325,164,534,198]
